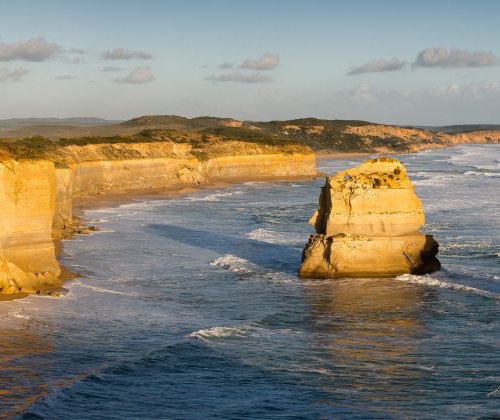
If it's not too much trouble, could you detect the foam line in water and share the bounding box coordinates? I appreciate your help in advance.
[71,280,139,296]
[246,228,303,245]
[395,274,500,299]
[187,190,243,202]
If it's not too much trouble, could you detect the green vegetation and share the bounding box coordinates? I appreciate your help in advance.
[199,126,294,146]
[2,114,496,162]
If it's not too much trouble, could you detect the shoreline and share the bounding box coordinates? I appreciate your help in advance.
[72,173,321,217]
[0,172,318,307]
[0,143,484,302]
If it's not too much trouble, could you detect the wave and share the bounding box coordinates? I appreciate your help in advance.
[70,280,139,297]
[449,145,500,171]
[187,190,243,202]
[439,240,493,251]
[246,228,303,245]
[464,170,500,178]
[411,171,461,187]
[187,326,250,341]
[210,254,251,273]
[7,309,30,320]
[395,274,500,299]
[487,387,500,398]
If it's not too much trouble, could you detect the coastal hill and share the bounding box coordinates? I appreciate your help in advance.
[1,115,500,155]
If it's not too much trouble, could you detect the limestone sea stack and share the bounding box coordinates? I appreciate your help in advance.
[299,158,440,278]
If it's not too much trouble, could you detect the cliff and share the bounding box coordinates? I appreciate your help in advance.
[299,158,440,278]
[0,139,316,296]
[0,160,61,294]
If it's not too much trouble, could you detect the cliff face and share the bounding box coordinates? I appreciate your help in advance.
[0,141,317,295]
[341,125,500,153]
[0,161,61,294]
[299,158,440,278]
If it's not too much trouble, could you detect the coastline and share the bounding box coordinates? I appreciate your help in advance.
[0,172,320,303]
[0,142,492,301]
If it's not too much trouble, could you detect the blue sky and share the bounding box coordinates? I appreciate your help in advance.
[1,0,500,124]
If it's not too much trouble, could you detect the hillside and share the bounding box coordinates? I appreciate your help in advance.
[1,115,500,154]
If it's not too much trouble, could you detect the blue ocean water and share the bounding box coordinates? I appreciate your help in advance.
[1,145,499,418]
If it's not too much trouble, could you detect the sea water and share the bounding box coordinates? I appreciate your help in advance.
[1,145,499,418]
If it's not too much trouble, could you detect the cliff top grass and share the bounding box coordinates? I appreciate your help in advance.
[0,127,309,164]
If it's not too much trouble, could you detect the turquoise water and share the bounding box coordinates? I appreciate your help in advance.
[1,145,499,418]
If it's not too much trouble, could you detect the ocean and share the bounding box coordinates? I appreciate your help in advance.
[1,144,499,418]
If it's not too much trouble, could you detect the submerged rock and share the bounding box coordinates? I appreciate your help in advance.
[299,158,440,278]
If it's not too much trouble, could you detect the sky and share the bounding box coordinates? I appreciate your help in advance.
[1,0,500,125]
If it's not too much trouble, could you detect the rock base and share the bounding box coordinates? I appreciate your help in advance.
[299,233,440,279]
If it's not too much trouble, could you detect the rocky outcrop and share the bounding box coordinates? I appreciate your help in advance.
[299,158,440,278]
[0,141,317,295]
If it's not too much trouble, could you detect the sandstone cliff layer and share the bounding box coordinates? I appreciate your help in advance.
[0,141,316,295]
[299,158,440,278]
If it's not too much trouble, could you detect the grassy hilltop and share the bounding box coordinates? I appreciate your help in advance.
[1,115,499,160]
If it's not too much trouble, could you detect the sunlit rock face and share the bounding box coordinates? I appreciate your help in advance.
[299,158,440,278]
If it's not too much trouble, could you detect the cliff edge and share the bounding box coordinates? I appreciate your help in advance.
[299,158,440,278]
[0,137,317,296]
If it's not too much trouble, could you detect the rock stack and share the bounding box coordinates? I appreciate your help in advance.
[299,158,440,278]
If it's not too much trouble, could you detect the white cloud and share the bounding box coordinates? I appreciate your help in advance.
[333,80,500,124]
[413,47,499,68]
[239,53,279,71]
[102,48,152,60]
[116,66,154,84]
[347,57,406,75]
[0,67,30,81]
[205,71,273,83]
[0,37,61,62]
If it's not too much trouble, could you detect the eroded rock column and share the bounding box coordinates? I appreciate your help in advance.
[299,158,440,278]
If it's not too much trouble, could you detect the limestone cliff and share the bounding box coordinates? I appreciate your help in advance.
[0,140,317,295]
[299,158,440,278]
[0,161,61,294]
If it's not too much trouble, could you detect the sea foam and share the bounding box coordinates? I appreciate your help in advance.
[210,254,251,272]
[395,274,499,299]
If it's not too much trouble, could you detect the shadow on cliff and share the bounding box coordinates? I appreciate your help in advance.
[146,223,302,274]
[411,234,441,275]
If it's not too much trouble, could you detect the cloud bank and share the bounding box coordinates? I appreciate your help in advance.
[239,53,279,70]
[206,71,273,83]
[102,48,152,60]
[0,67,30,81]
[0,37,61,62]
[347,57,406,75]
[413,47,499,68]
[116,66,154,84]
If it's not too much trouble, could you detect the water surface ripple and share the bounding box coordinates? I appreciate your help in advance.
[1,145,499,418]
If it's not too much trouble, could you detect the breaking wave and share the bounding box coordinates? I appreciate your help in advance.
[395,274,500,299]
[187,326,251,341]
[246,228,303,245]
[187,190,243,202]
[210,254,252,273]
